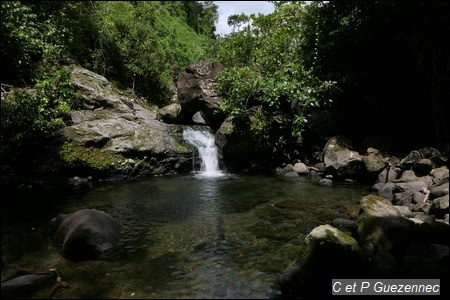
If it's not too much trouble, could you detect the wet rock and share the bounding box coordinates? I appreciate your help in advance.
[319,178,333,186]
[50,209,120,261]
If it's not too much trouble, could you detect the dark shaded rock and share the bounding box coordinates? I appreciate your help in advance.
[356,195,415,258]
[323,149,363,180]
[177,60,225,129]
[1,273,55,299]
[430,195,449,219]
[415,158,434,174]
[332,218,356,232]
[284,171,299,178]
[50,209,120,261]
[278,225,370,298]
[402,256,449,296]
[370,252,402,278]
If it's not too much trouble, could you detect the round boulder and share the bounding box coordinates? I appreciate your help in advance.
[50,209,121,261]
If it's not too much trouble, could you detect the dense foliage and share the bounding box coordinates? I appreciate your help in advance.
[214,0,449,154]
[1,1,218,184]
[1,67,78,184]
[1,0,448,182]
[301,1,449,150]
[213,1,337,164]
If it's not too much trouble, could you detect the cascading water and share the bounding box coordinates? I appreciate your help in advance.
[183,127,224,177]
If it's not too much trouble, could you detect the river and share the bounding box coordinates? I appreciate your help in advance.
[1,172,372,299]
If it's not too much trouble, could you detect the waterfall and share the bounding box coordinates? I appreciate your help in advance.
[183,127,224,177]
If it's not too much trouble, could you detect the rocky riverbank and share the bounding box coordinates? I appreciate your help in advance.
[274,136,449,298]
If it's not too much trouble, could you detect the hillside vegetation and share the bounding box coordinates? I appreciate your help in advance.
[1,1,448,184]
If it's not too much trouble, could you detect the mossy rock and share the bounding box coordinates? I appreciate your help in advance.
[279,224,370,298]
[356,195,415,258]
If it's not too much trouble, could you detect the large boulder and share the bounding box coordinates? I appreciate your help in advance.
[177,60,225,129]
[400,147,448,174]
[52,66,193,178]
[50,209,120,261]
[158,103,185,124]
[323,149,363,180]
[356,195,415,258]
[278,224,370,298]
[361,147,388,180]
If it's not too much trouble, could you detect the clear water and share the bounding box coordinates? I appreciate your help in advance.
[1,174,371,299]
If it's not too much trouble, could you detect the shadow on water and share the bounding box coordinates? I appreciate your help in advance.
[1,173,372,299]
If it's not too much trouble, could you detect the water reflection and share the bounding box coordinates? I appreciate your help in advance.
[1,174,371,299]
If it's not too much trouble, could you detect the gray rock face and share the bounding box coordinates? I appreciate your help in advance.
[52,66,192,178]
[323,148,363,179]
[177,61,225,128]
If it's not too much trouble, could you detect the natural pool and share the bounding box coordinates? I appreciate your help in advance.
[1,172,372,299]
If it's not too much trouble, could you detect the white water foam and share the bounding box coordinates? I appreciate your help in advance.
[183,127,224,178]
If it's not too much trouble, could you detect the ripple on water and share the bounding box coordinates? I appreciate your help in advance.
[1,174,371,299]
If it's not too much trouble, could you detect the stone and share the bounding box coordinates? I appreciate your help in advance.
[394,180,429,193]
[396,170,418,182]
[430,167,449,182]
[362,147,387,173]
[158,103,184,124]
[430,182,449,199]
[50,209,120,261]
[415,158,434,174]
[177,61,225,128]
[278,225,369,298]
[192,111,208,125]
[356,195,415,257]
[378,182,395,201]
[323,149,363,180]
[52,66,193,178]
[377,166,401,183]
[293,162,309,174]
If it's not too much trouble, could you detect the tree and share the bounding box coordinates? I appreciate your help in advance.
[215,2,335,143]
[227,13,250,33]
[302,1,449,149]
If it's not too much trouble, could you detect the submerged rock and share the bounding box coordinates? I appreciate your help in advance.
[50,209,120,261]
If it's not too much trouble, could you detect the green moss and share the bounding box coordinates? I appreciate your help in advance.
[59,141,123,171]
